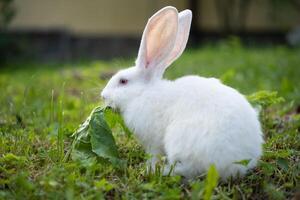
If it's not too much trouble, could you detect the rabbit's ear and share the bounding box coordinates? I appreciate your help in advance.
[136,6,178,78]
[165,10,192,67]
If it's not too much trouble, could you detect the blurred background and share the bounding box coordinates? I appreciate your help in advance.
[1,0,300,63]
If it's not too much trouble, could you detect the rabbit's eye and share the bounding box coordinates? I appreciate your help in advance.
[119,78,128,85]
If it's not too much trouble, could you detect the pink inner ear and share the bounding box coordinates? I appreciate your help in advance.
[144,10,178,69]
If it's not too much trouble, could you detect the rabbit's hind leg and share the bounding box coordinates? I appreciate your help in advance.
[163,122,204,178]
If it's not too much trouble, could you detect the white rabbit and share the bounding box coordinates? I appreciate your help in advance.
[101,6,263,180]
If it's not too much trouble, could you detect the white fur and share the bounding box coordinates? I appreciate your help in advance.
[101,6,263,180]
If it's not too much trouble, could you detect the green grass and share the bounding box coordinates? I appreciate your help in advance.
[1,41,300,199]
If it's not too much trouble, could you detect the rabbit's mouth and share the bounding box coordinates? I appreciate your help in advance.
[103,101,120,113]
[106,106,121,114]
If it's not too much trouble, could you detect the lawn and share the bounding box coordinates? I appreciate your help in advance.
[0,41,300,199]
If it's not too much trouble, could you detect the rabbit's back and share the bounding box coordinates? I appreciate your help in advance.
[164,75,263,178]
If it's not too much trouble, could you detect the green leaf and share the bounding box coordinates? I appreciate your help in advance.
[276,158,289,171]
[70,108,95,161]
[104,108,132,136]
[70,107,122,166]
[204,164,219,200]
[71,142,95,161]
[71,110,92,144]
[234,159,251,167]
[89,107,120,165]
